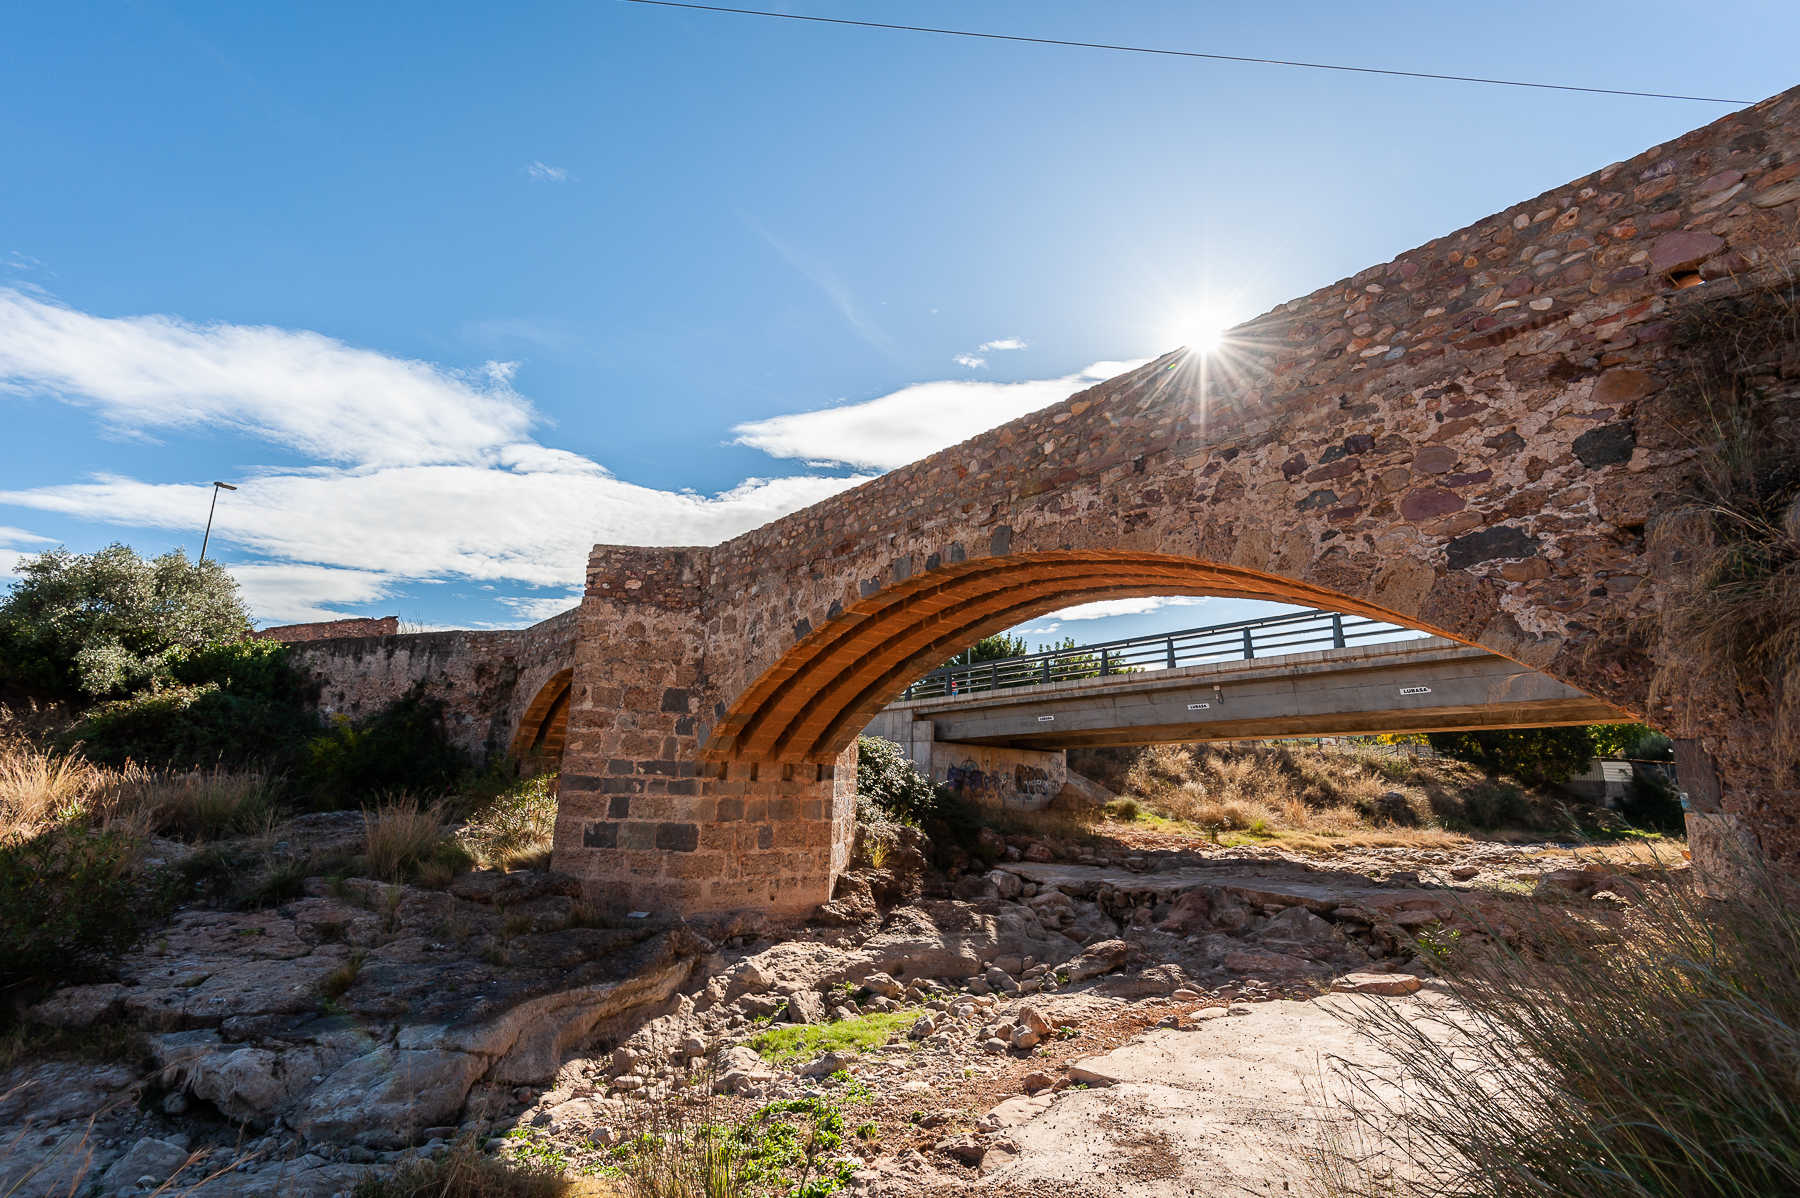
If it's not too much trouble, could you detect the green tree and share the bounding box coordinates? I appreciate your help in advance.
[1588,722,1675,761]
[1426,727,1596,786]
[0,543,250,697]
[941,632,1028,671]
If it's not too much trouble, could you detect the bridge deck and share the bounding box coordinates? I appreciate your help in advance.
[881,637,1629,748]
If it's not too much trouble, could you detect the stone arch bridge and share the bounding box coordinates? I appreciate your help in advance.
[551,86,1800,917]
[279,88,1800,916]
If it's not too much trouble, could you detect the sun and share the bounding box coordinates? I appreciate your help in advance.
[1168,301,1236,356]
[1189,317,1229,355]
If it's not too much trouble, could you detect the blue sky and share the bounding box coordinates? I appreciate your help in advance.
[1,2,1793,649]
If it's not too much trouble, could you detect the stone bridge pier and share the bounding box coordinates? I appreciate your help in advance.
[552,85,1800,918]
[556,547,856,917]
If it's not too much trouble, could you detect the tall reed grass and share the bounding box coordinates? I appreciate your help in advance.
[1319,850,1800,1197]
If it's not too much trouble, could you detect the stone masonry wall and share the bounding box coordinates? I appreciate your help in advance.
[263,616,400,643]
[287,608,578,762]
[556,86,1800,916]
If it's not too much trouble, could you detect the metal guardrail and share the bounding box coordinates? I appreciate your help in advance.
[901,608,1419,700]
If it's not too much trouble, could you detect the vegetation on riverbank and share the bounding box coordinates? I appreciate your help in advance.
[1322,851,1800,1197]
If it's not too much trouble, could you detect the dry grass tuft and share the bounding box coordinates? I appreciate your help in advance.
[460,772,558,872]
[1116,742,1570,843]
[1319,848,1800,1197]
[0,734,101,842]
[365,795,470,885]
[1651,280,1800,767]
[1,734,272,846]
[351,1135,577,1197]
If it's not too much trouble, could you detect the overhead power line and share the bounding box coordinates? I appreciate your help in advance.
[618,0,1753,106]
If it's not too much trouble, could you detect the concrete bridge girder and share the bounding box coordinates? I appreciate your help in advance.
[897,639,1627,750]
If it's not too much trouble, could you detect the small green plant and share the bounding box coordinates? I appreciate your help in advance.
[1104,797,1141,821]
[750,1009,922,1063]
[827,1072,875,1105]
[1414,925,1461,963]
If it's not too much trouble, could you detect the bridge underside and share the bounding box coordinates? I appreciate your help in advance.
[892,640,1627,751]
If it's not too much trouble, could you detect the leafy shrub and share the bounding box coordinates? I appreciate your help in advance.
[0,544,249,698]
[302,687,466,807]
[854,736,941,826]
[1456,780,1533,832]
[0,826,148,996]
[854,737,983,866]
[1588,722,1675,761]
[1620,771,1686,834]
[1426,727,1595,786]
[64,640,320,772]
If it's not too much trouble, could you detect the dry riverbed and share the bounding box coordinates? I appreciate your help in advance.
[0,818,1676,1196]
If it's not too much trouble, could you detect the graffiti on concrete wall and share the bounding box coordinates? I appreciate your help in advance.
[944,759,1007,804]
[937,749,1064,810]
[1013,763,1054,799]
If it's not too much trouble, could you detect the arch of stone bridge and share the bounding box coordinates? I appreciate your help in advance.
[510,667,572,766]
[706,550,1494,767]
[555,85,1800,917]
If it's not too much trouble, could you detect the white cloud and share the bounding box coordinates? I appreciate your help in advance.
[230,563,401,626]
[731,359,1147,471]
[1045,596,1213,621]
[499,593,583,624]
[0,527,51,580]
[1012,623,1063,636]
[0,289,1150,625]
[0,288,533,467]
[978,337,1027,352]
[952,353,987,370]
[0,469,870,593]
[527,161,570,182]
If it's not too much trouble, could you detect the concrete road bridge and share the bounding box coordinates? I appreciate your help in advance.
[864,608,1627,809]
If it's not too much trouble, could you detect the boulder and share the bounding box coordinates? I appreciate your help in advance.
[1016,1004,1052,1036]
[99,1137,194,1194]
[799,1050,859,1078]
[1331,972,1423,997]
[292,1047,487,1147]
[782,989,827,1025]
[987,869,1023,900]
[1063,939,1130,981]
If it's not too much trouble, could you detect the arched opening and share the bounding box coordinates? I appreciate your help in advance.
[704,550,1590,767]
[510,667,573,769]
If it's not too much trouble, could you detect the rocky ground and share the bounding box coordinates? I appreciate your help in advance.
[0,816,1674,1196]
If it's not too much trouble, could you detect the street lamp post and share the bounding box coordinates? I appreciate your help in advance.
[198,481,237,565]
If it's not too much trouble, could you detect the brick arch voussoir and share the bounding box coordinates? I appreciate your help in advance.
[705,548,1518,765]
[509,666,573,762]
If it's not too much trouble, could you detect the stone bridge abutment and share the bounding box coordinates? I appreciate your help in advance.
[553,86,1800,916]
